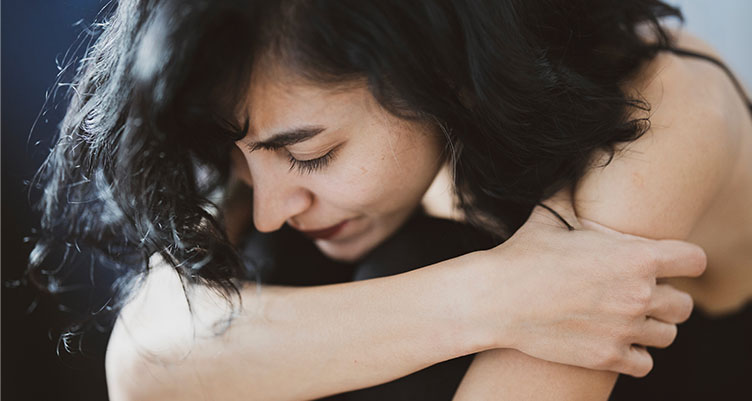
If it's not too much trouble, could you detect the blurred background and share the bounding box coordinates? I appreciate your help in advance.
[3,1,110,400]
[2,1,751,400]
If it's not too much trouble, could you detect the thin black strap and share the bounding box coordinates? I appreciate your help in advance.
[537,203,575,231]
[652,45,752,115]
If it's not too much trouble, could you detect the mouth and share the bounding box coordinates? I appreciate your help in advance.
[296,220,349,240]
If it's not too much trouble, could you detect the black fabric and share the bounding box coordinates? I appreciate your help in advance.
[610,304,752,400]
[239,209,752,400]
[324,215,497,401]
[238,211,497,401]
[239,222,357,286]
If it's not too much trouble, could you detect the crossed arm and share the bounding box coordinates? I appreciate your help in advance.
[105,203,704,401]
[454,45,740,401]
[105,40,738,401]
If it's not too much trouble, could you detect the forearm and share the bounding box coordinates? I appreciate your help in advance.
[106,252,492,401]
[106,202,706,400]
[454,349,617,401]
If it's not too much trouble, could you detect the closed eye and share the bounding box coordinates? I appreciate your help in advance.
[286,145,340,175]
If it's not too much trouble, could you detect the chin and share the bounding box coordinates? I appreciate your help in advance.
[313,227,388,263]
[314,212,415,263]
[314,240,374,263]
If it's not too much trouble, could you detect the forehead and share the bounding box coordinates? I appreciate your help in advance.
[242,67,373,139]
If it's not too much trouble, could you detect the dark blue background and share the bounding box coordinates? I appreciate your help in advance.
[2,1,110,400]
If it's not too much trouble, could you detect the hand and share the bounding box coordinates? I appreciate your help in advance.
[471,192,706,377]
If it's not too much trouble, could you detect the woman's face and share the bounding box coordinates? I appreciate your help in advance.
[232,70,445,262]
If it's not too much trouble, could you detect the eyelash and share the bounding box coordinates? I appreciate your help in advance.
[286,148,337,174]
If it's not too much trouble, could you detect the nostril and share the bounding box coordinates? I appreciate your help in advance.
[250,177,313,233]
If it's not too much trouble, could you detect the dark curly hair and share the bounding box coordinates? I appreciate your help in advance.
[30,0,682,340]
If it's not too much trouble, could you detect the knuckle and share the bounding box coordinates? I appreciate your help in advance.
[595,345,622,370]
[637,285,653,306]
[619,301,644,319]
[613,329,631,347]
[636,247,660,276]
[626,286,652,316]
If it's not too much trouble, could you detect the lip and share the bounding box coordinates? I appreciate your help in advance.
[297,220,349,240]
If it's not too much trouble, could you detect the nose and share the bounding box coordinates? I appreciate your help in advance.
[250,164,313,233]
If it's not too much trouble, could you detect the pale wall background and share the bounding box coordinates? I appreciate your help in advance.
[668,0,752,87]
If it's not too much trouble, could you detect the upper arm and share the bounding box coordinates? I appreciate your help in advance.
[454,349,617,401]
[574,52,739,240]
[454,44,742,401]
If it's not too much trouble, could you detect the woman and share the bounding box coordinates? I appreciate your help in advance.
[30,0,747,399]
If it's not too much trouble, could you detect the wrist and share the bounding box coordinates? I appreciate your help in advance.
[446,249,516,354]
[470,246,525,352]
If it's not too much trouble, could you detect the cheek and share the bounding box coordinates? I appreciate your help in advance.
[317,134,442,214]
[315,157,393,212]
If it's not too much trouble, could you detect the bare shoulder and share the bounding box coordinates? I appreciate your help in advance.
[573,30,746,239]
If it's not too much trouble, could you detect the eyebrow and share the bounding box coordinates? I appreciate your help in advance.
[243,126,327,152]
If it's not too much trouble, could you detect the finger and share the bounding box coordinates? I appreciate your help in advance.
[579,218,635,237]
[578,220,708,277]
[578,218,619,233]
[622,345,654,378]
[634,317,678,349]
[579,218,653,242]
[647,284,694,324]
[578,221,707,279]
[652,240,707,279]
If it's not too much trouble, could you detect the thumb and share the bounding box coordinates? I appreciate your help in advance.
[578,218,619,233]
[579,218,645,241]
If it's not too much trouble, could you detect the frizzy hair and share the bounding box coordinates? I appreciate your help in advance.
[30,0,682,335]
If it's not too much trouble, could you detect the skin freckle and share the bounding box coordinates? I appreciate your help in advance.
[631,171,645,188]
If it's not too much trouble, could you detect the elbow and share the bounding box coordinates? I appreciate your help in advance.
[105,262,200,401]
[105,320,162,401]
[106,312,191,401]
[106,349,143,400]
